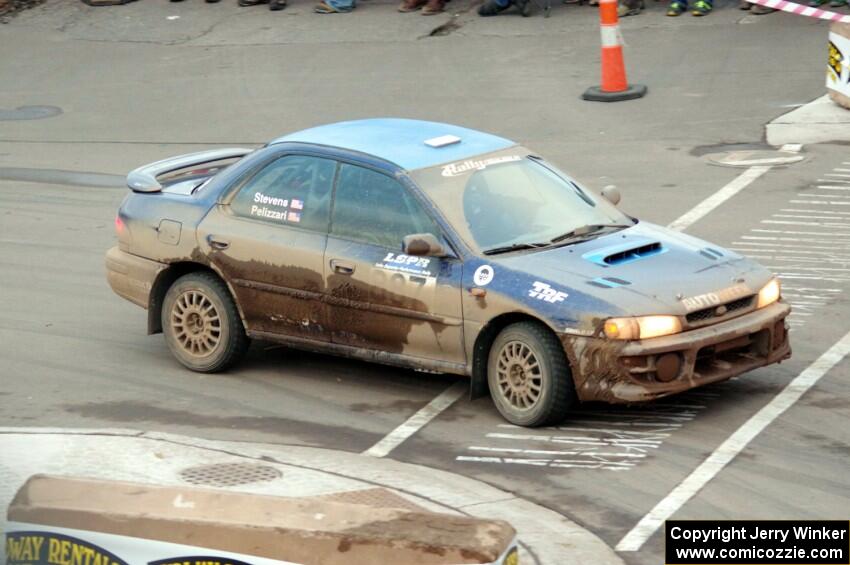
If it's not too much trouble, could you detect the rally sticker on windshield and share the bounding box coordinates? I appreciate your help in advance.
[441,155,521,177]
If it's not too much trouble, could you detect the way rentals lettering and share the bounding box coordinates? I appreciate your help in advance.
[6,532,128,565]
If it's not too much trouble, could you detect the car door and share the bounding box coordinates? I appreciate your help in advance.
[324,162,465,367]
[197,153,336,342]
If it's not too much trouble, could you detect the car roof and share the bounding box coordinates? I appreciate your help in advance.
[269,118,516,171]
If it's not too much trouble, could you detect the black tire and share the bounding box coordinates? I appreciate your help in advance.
[161,272,250,373]
[487,321,576,427]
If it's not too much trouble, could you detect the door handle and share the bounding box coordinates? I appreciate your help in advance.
[330,259,355,275]
[207,235,230,250]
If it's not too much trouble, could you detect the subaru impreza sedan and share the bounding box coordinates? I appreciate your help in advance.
[106,119,791,426]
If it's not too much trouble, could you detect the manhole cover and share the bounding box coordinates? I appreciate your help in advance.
[179,462,282,488]
[0,105,62,121]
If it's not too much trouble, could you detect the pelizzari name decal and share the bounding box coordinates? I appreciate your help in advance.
[529,281,568,303]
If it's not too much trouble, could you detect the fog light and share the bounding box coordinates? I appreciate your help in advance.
[656,353,682,382]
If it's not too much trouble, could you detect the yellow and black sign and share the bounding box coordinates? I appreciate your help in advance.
[502,546,520,565]
[149,558,255,565]
[828,40,844,83]
[6,531,129,565]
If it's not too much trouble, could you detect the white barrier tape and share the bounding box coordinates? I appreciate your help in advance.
[746,0,850,23]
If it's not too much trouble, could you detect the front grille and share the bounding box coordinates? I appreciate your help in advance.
[686,295,754,324]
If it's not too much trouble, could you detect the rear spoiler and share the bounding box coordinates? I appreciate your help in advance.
[126,148,254,193]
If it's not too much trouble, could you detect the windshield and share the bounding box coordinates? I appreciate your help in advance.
[409,147,634,253]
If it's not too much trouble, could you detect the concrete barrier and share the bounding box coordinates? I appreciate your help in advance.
[5,475,519,565]
[828,22,850,109]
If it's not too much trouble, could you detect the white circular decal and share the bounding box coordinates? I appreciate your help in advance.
[474,265,494,286]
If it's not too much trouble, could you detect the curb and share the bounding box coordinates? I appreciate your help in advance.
[0,427,624,565]
[766,95,850,145]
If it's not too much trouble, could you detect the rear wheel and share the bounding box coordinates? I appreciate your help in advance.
[487,322,576,427]
[162,272,249,372]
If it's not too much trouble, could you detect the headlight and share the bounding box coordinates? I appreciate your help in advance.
[757,278,781,308]
[603,315,682,340]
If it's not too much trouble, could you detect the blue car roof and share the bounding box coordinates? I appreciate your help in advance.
[270,118,516,171]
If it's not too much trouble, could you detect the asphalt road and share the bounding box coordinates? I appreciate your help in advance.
[2,2,848,565]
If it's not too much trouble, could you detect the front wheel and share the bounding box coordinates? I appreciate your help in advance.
[487,322,576,427]
[162,272,250,373]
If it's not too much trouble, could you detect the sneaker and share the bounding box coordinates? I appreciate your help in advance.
[478,0,509,15]
[399,0,426,10]
[749,3,775,12]
[618,0,643,15]
[515,0,533,16]
[314,1,340,11]
[666,1,685,14]
[691,0,711,14]
[238,0,268,5]
[422,0,445,14]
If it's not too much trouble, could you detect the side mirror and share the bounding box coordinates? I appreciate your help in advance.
[403,233,446,257]
[601,186,621,206]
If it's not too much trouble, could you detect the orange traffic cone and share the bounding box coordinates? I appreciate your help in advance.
[582,0,647,102]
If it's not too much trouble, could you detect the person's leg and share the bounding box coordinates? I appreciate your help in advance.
[478,0,511,16]
[399,0,427,12]
[666,0,687,15]
[691,0,711,16]
[618,0,644,17]
[422,0,446,14]
[749,3,776,13]
[316,0,354,12]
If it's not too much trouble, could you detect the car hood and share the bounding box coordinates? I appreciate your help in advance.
[491,221,773,317]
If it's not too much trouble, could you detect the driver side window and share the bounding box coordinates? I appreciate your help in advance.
[331,164,440,249]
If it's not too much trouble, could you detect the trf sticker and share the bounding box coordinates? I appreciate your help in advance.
[528,281,568,303]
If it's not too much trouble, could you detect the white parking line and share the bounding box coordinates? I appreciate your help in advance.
[362,381,467,458]
[616,329,850,552]
[667,166,771,232]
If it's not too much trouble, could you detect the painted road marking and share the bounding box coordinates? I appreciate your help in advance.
[667,166,771,232]
[455,394,717,471]
[616,329,850,552]
[363,381,467,458]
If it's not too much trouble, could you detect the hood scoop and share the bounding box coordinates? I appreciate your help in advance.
[583,238,666,267]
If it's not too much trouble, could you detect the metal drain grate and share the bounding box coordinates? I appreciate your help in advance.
[179,462,282,488]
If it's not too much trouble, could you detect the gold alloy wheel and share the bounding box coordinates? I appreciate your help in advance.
[496,340,543,410]
[170,289,222,357]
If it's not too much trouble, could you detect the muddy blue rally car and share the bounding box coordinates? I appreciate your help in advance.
[106,119,791,427]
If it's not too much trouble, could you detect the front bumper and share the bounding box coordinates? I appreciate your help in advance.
[105,246,167,309]
[561,301,792,403]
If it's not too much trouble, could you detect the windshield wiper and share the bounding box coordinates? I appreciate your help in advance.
[483,242,548,256]
[549,223,632,245]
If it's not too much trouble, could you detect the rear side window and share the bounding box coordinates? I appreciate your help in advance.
[230,155,336,233]
[330,164,440,249]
